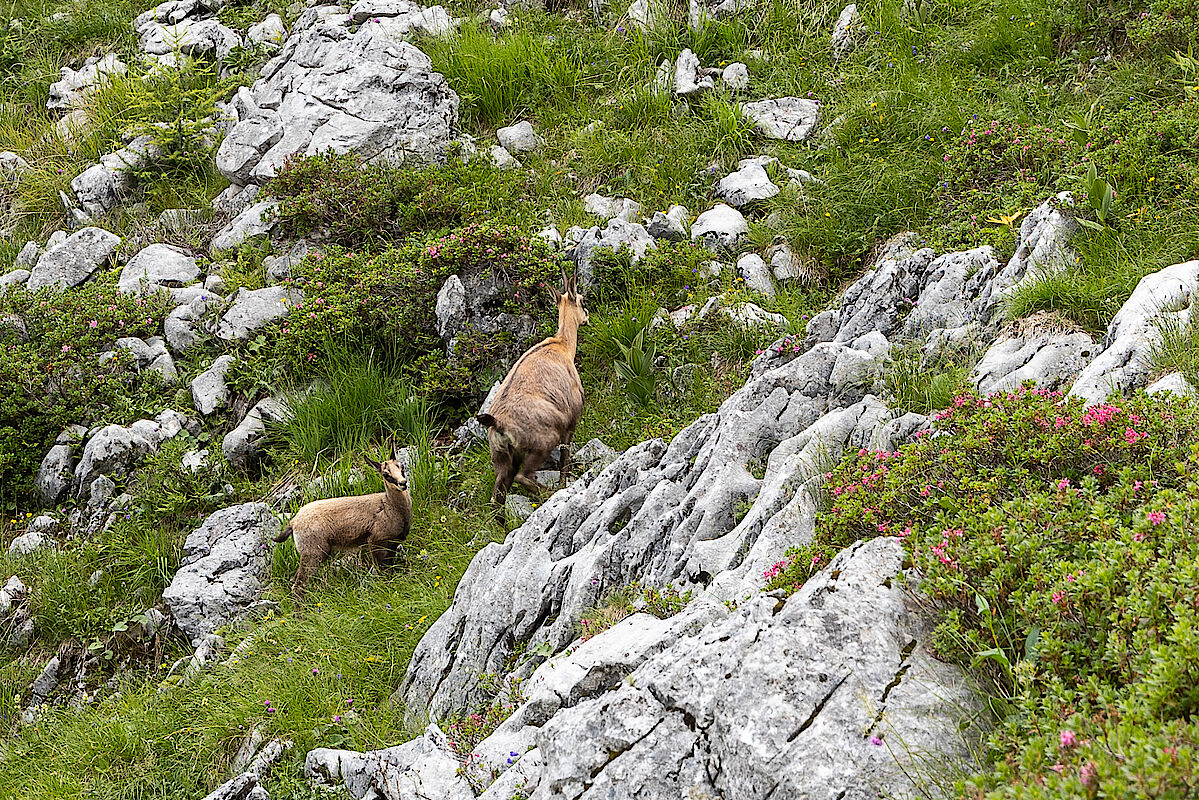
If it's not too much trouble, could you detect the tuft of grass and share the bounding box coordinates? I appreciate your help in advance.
[275,348,438,468]
[1149,314,1199,388]
[885,344,973,415]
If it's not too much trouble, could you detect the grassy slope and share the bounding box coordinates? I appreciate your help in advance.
[0,0,1197,797]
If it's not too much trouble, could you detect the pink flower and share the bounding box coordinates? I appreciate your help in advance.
[1056,478,1070,491]
[869,735,883,746]
[1080,762,1098,786]
[89,319,98,328]
[1060,729,1077,748]
[1052,590,1067,606]
[1148,511,1166,525]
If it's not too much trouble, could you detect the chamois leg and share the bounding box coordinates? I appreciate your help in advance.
[556,443,571,489]
[490,446,517,517]
[367,537,399,571]
[292,550,325,603]
[513,445,554,495]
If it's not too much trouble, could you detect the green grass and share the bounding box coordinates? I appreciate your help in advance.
[1149,314,1199,388]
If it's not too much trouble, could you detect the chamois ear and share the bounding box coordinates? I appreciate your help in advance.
[477,412,497,429]
[364,455,382,472]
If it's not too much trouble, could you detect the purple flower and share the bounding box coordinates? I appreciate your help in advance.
[869,735,883,746]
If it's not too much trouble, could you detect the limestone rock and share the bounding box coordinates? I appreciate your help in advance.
[139,19,243,60]
[570,219,656,288]
[216,7,459,186]
[644,205,688,241]
[497,121,542,154]
[0,151,31,184]
[735,253,776,296]
[192,354,235,415]
[162,503,279,646]
[715,161,779,207]
[119,244,200,294]
[47,54,126,111]
[690,203,748,251]
[215,286,302,341]
[36,426,87,506]
[248,14,286,47]
[831,3,860,60]
[972,331,1096,395]
[1070,260,1199,405]
[27,227,121,292]
[722,61,749,90]
[223,398,291,469]
[1147,372,1196,397]
[583,193,641,222]
[435,274,467,340]
[741,97,821,141]
[0,269,30,291]
[673,48,713,95]
[305,725,473,800]
[533,539,982,800]
[489,144,519,170]
[211,200,278,253]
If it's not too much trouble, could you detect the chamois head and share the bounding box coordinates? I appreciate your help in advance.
[364,454,409,494]
[549,270,588,328]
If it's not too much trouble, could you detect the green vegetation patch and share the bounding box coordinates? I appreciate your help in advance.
[767,388,1199,797]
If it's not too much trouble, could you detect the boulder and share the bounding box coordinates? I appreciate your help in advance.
[715,161,779,207]
[690,204,748,251]
[162,503,279,646]
[73,425,153,492]
[26,227,121,292]
[119,244,200,293]
[570,219,657,288]
[1147,372,1196,397]
[434,274,467,340]
[583,193,641,222]
[248,14,286,47]
[831,3,860,60]
[7,530,51,557]
[497,121,542,153]
[46,54,126,111]
[644,205,688,241]
[36,425,87,505]
[721,62,749,90]
[223,398,291,469]
[165,292,224,352]
[1,268,31,290]
[210,200,278,253]
[191,354,236,415]
[673,48,713,96]
[215,286,302,340]
[0,151,31,184]
[489,144,519,170]
[741,97,821,141]
[216,7,460,184]
[1070,260,1199,405]
[139,19,243,60]
[735,253,776,296]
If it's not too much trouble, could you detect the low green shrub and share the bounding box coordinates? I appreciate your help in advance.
[767,388,1199,797]
[230,224,562,397]
[577,581,690,642]
[267,151,539,247]
[0,279,174,508]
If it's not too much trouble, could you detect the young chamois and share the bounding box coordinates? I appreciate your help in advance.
[273,455,412,600]
[478,271,588,514]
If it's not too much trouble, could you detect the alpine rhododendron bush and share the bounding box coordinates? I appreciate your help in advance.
[770,388,1199,796]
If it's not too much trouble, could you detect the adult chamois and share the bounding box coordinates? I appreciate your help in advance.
[273,454,412,600]
[478,270,588,515]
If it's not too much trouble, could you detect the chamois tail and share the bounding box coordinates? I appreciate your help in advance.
[273,524,293,544]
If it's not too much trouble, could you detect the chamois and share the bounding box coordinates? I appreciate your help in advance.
[478,271,588,513]
[273,455,412,599]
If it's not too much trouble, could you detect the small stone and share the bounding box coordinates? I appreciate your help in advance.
[27,227,121,292]
[741,97,822,141]
[690,204,748,250]
[736,253,776,296]
[191,355,236,415]
[489,145,519,170]
[496,121,542,154]
[721,62,749,90]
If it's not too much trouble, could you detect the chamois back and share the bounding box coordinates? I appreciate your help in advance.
[479,272,588,511]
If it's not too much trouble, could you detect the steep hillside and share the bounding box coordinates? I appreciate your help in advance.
[0,0,1197,797]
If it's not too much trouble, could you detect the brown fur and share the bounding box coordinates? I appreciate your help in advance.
[274,456,412,600]
[478,272,588,514]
